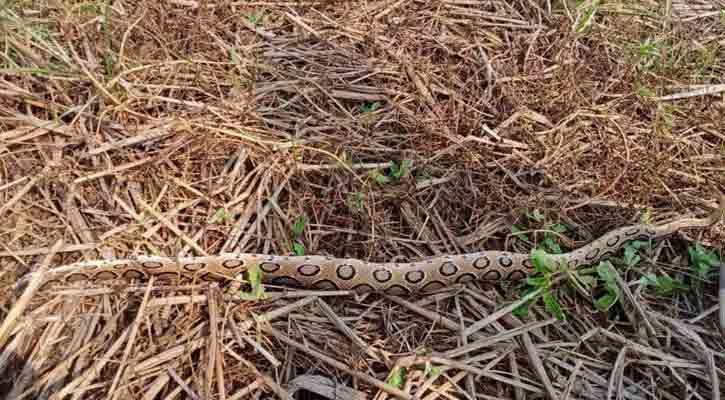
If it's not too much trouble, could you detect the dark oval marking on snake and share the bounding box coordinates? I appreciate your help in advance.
[222,259,245,269]
[373,269,392,283]
[385,285,410,296]
[606,235,620,247]
[456,273,477,284]
[405,270,425,284]
[439,262,458,276]
[259,262,281,273]
[123,269,146,279]
[297,264,321,276]
[95,271,119,280]
[523,258,534,269]
[421,281,446,292]
[200,273,224,282]
[625,227,640,236]
[645,228,656,236]
[507,270,526,280]
[112,263,129,269]
[568,259,579,268]
[336,264,356,280]
[270,276,303,288]
[183,263,205,272]
[600,249,616,259]
[498,255,513,268]
[585,248,600,261]
[154,272,180,281]
[473,256,491,270]
[67,273,90,282]
[312,280,339,290]
[482,270,502,280]
[351,283,376,293]
[142,261,163,269]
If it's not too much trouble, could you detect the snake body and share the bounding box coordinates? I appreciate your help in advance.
[20,195,725,295]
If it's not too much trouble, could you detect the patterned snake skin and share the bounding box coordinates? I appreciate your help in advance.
[20,195,725,295]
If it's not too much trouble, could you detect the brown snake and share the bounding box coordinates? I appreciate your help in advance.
[18,195,725,295]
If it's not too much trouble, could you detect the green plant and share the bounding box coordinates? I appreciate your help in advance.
[512,249,567,321]
[593,261,620,312]
[619,240,649,269]
[360,101,382,113]
[247,10,266,25]
[212,207,232,224]
[238,263,267,300]
[573,0,599,33]
[513,210,567,254]
[387,366,406,389]
[347,192,364,211]
[634,83,655,98]
[688,243,719,281]
[369,160,411,185]
[540,223,567,254]
[641,273,688,296]
[291,215,307,255]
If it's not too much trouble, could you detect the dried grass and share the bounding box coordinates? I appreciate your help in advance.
[1,0,724,399]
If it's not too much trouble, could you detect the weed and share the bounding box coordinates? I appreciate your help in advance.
[634,83,655,98]
[513,209,567,254]
[347,192,364,211]
[291,215,307,256]
[387,366,406,389]
[369,160,411,185]
[512,249,567,321]
[573,0,599,34]
[212,207,232,224]
[238,263,268,300]
[593,261,620,311]
[390,159,411,179]
[360,101,382,113]
[641,273,688,296]
[511,225,530,241]
[688,243,719,281]
[247,10,266,25]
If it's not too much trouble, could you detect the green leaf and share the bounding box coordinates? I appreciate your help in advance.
[527,209,545,222]
[650,275,688,296]
[387,367,406,388]
[512,303,530,317]
[596,261,615,284]
[347,192,364,211]
[542,237,563,254]
[212,207,232,224]
[550,223,568,234]
[292,216,307,238]
[531,249,553,274]
[369,169,391,184]
[543,291,565,321]
[511,225,530,241]
[239,264,267,300]
[390,160,411,179]
[623,244,641,267]
[360,101,382,113]
[688,243,719,278]
[427,366,442,379]
[594,292,618,311]
[525,276,548,287]
[292,242,305,256]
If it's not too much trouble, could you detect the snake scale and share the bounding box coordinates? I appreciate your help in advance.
[18,194,725,295]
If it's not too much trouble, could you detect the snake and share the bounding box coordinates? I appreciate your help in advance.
[15,194,725,296]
